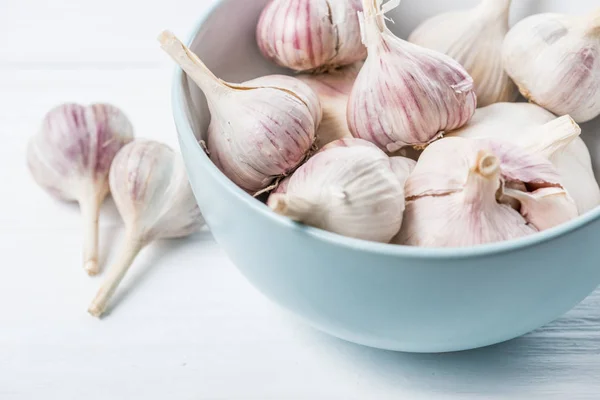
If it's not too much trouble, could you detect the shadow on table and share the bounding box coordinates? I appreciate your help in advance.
[300,289,600,398]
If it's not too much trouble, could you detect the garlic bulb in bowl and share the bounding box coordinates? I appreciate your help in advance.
[395,137,578,247]
[347,0,477,152]
[409,0,517,107]
[256,0,366,72]
[159,31,321,194]
[449,103,600,214]
[503,10,600,123]
[268,138,410,243]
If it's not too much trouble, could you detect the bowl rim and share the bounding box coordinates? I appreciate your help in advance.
[170,0,600,260]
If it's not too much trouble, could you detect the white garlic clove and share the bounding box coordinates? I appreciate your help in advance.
[397,149,537,247]
[298,63,362,148]
[88,140,204,318]
[503,187,578,231]
[268,138,405,243]
[159,31,320,194]
[27,103,134,275]
[256,0,366,72]
[449,103,600,214]
[389,156,417,183]
[347,0,477,152]
[409,0,518,107]
[503,10,600,123]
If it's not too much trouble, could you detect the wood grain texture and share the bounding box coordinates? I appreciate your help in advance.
[1,0,599,399]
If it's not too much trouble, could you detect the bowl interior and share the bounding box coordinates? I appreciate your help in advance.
[177,0,600,243]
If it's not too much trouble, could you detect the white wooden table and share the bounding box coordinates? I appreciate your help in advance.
[1,1,599,398]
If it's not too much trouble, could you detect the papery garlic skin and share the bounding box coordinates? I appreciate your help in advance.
[503,187,578,231]
[27,103,134,275]
[503,11,600,123]
[159,31,320,194]
[298,63,361,148]
[88,140,203,318]
[256,0,366,72]
[268,138,406,243]
[450,102,600,214]
[408,0,518,107]
[347,0,477,152]
[395,137,577,248]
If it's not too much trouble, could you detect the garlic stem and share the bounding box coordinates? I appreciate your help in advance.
[477,0,512,16]
[80,194,101,276]
[158,31,227,96]
[519,115,580,159]
[88,231,144,318]
[360,0,387,47]
[269,193,317,223]
[465,151,500,203]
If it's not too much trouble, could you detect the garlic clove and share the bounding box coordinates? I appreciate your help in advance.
[88,140,203,318]
[503,10,600,123]
[449,103,600,214]
[397,148,537,247]
[159,31,320,194]
[389,156,417,182]
[503,187,578,231]
[347,0,477,152]
[268,138,405,243]
[409,0,518,107]
[298,63,362,148]
[27,103,134,275]
[256,0,366,72]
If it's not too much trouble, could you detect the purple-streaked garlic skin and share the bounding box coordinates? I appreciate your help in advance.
[503,11,600,123]
[27,103,133,200]
[256,0,366,72]
[206,80,317,193]
[158,31,320,195]
[348,0,477,152]
[298,63,362,148]
[109,140,203,243]
[27,103,134,275]
[88,140,203,318]
[267,138,406,243]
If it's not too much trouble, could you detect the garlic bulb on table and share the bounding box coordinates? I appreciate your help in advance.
[88,140,203,318]
[449,102,600,214]
[256,0,366,72]
[503,10,600,123]
[27,103,134,275]
[408,0,518,107]
[298,63,361,148]
[347,0,477,152]
[159,31,321,194]
[395,137,578,247]
[268,138,409,243]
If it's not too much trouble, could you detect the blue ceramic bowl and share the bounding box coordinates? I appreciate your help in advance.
[172,0,600,352]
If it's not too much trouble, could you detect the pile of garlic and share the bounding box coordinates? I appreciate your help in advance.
[28,104,204,317]
[160,0,600,248]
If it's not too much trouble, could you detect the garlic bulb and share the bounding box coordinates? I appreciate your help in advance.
[27,103,134,275]
[450,102,600,214]
[256,0,366,72]
[159,31,321,194]
[268,138,407,243]
[88,140,203,318]
[347,0,477,152]
[395,137,578,247]
[503,10,600,123]
[298,63,361,148]
[408,0,518,107]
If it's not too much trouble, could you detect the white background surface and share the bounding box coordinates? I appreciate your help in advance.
[1,0,600,399]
